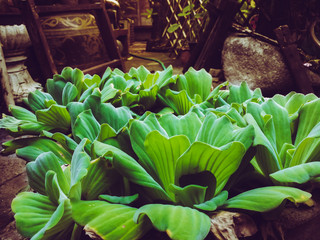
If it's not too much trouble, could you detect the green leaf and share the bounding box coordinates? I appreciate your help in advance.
[101,83,119,102]
[270,162,320,184]
[145,131,190,198]
[62,82,78,105]
[99,193,139,204]
[12,192,73,240]
[295,99,320,144]
[98,123,117,141]
[82,157,122,200]
[173,68,212,102]
[128,65,150,82]
[224,186,311,212]
[61,67,73,81]
[160,89,194,115]
[72,200,151,240]
[289,137,320,166]
[36,105,71,132]
[9,105,37,121]
[28,89,54,112]
[93,141,169,200]
[228,81,262,104]
[142,66,174,90]
[69,139,91,200]
[169,184,207,207]
[196,114,233,148]
[129,114,168,179]
[245,112,281,175]
[2,137,72,163]
[273,92,317,116]
[176,141,246,195]
[194,190,228,211]
[27,152,70,195]
[73,109,101,142]
[84,95,133,132]
[139,85,158,109]
[45,171,67,205]
[46,79,66,105]
[158,112,202,143]
[167,24,180,33]
[41,131,78,152]
[134,204,211,240]
[261,99,292,152]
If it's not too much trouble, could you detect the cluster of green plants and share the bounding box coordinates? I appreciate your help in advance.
[1,66,320,240]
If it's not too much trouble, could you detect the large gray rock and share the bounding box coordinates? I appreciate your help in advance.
[222,33,320,96]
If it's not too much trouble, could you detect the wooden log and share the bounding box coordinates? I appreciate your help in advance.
[185,0,240,72]
[274,25,313,94]
[0,44,15,111]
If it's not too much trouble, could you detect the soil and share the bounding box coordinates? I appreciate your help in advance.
[0,129,28,240]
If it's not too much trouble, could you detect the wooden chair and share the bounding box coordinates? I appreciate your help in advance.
[19,0,125,82]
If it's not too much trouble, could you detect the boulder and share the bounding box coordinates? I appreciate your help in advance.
[222,33,320,96]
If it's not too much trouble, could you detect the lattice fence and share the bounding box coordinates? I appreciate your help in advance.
[160,0,258,56]
[161,0,209,56]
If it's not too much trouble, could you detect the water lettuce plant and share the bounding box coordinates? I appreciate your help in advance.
[1,66,318,240]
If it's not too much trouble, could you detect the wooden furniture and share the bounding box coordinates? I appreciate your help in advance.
[0,42,15,111]
[183,0,241,72]
[274,25,314,94]
[19,0,124,82]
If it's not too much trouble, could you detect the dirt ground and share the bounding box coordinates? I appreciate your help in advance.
[0,129,28,240]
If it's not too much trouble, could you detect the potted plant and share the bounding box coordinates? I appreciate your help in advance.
[1,66,319,239]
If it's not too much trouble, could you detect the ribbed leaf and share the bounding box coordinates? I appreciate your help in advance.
[270,162,320,184]
[41,131,78,152]
[295,99,320,144]
[101,83,119,102]
[45,171,67,205]
[289,137,320,166]
[196,114,233,147]
[227,82,262,104]
[194,190,228,211]
[160,89,194,115]
[82,157,122,200]
[272,92,317,116]
[28,90,54,112]
[62,82,78,105]
[245,113,281,175]
[72,200,151,240]
[27,152,70,195]
[176,141,246,195]
[134,204,211,240]
[169,184,207,207]
[142,66,174,89]
[173,67,212,101]
[261,99,292,152]
[99,193,139,204]
[2,137,72,163]
[158,112,202,143]
[128,65,150,82]
[139,85,158,109]
[69,139,91,200]
[98,123,117,142]
[12,193,73,240]
[9,105,37,121]
[84,96,133,132]
[129,114,167,179]
[73,109,101,142]
[93,141,169,200]
[224,186,311,212]
[36,105,71,132]
[145,131,190,197]
[46,79,66,105]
